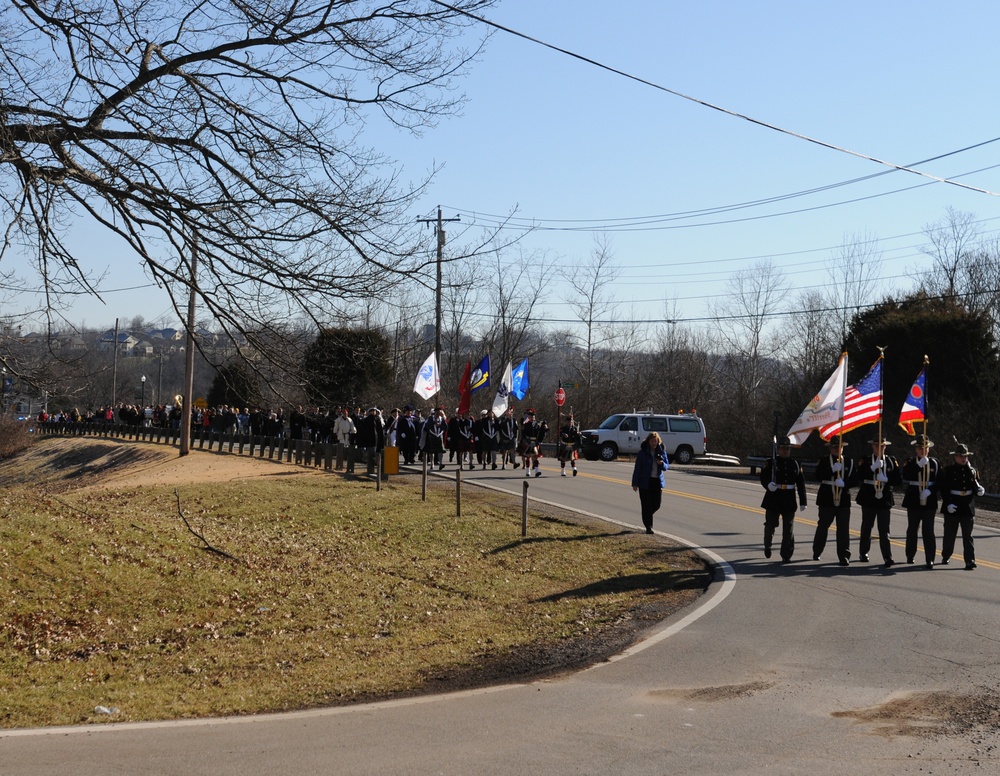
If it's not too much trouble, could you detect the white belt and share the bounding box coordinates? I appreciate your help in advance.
[773,484,796,490]
[907,481,935,487]
[950,489,973,496]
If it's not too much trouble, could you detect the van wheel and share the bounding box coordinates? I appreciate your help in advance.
[673,446,694,465]
[599,442,618,462]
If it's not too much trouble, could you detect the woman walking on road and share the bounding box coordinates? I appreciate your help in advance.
[631,432,670,534]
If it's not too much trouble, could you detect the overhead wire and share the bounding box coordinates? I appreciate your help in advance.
[431,1,1000,200]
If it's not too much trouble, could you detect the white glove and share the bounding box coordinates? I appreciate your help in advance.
[876,472,888,483]
[875,490,884,500]
[946,503,957,514]
[767,482,778,492]
[798,504,807,513]
[871,459,883,471]
[920,488,932,500]
[977,485,985,497]
[834,477,845,488]
[831,462,843,473]
[917,456,929,467]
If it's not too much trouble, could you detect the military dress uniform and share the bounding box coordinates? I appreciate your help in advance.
[938,443,984,569]
[760,441,807,562]
[855,444,901,566]
[812,447,857,565]
[900,439,940,567]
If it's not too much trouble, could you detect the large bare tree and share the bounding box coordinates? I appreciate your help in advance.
[0,0,495,373]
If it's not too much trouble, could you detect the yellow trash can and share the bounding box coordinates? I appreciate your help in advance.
[383,446,399,475]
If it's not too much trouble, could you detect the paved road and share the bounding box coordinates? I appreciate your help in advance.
[4,460,999,775]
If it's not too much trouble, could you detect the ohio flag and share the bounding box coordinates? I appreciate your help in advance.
[898,367,926,435]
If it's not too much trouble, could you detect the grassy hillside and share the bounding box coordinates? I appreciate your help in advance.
[0,438,710,728]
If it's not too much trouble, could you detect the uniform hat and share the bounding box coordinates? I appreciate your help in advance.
[480,409,489,416]
[868,437,892,446]
[911,436,934,448]
[403,404,414,411]
[826,438,846,447]
[526,408,536,414]
[367,407,377,413]
[777,436,792,446]
[951,442,972,456]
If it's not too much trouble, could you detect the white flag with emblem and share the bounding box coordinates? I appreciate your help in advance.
[491,361,513,416]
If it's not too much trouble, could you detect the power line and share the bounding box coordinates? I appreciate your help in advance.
[432,1,1000,199]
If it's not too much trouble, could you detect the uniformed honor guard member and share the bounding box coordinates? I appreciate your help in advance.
[812,438,856,566]
[938,441,985,570]
[855,437,901,567]
[760,436,807,563]
[901,435,940,567]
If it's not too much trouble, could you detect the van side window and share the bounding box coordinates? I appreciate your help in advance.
[669,417,702,433]
[642,417,668,432]
[619,417,638,432]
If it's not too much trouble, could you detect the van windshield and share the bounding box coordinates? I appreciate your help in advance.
[598,414,626,430]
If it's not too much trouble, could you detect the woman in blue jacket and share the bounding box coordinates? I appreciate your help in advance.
[631,432,670,534]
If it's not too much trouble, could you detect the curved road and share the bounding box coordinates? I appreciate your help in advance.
[3,460,999,775]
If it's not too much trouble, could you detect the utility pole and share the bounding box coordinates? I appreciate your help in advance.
[417,206,460,365]
[180,234,198,457]
[111,317,119,408]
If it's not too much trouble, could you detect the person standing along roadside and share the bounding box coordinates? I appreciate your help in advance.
[812,438,856,566]
[631,432,670,534]
[855,437,900,567]
[760,436,807,563]
[901,435,940,567]
[938,441,985,570]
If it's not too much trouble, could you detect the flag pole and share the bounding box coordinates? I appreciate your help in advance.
[920,354,930,501]
[874,348,886,498]
[833,352,849,505]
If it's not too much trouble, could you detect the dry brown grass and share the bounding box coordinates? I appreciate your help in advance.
[0,437,710,729]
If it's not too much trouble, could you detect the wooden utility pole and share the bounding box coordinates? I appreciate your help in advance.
[417,207,460,364]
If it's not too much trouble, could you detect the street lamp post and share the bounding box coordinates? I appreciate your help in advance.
[141,375,146,412]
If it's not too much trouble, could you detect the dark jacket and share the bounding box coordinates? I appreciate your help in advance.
[938,461,983,518]
[814,454,857,509]
[855,454,901,508]
[355,413,385,449]
[632,441,670,489]
[760,455,806,511]
[900,456,941,510]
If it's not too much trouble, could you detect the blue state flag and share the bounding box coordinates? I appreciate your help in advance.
[469,354,490,393]
[511,358,529,400]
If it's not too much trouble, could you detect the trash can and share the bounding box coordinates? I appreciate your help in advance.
[383,446,399,475]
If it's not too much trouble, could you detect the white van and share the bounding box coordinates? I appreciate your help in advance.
[580,412,707,464]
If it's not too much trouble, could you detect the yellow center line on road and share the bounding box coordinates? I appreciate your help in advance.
[561,465,1000,569]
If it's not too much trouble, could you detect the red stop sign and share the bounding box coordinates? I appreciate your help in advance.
[554,387,566,406]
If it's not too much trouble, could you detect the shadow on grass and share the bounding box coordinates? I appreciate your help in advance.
[32,440,165,481]
[486,529,634,555]
[534,568,709,603]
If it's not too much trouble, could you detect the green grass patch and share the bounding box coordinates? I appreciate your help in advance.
[0,465,708,728]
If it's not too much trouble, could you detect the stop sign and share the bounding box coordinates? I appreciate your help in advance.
[554,387,566,406]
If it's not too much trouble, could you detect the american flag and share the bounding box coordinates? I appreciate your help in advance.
[819,358,882,440]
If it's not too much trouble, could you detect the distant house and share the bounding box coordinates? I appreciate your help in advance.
[146,328,183,342]
[96,331,139,354]
[54,334,87,351]
[148,334,182,354]
[132,339,155,357]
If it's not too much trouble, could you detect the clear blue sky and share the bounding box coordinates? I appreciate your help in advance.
[11,0,1000,333]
